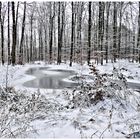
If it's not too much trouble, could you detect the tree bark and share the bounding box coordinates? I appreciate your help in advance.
[137,2,140,63]
[11,2,16,66]
[30,14,33,62]
[101,2,105,65]
[57,2,65,64]
[70,2,74,66]
[118,2,123,59]
[87,2,92,65]
[8,2,10,65]
[105,2,110,63]
[0,2,4,65]
[98,2,105,65]
[19,2,26,64]
[49,2,55,64]
[113,2,117,62]
[57,2,61,64]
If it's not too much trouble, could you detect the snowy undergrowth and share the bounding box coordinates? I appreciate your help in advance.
[0,86,66,138]
[0,60,140,138]
[60,63,140,138]
[96,59,140,83]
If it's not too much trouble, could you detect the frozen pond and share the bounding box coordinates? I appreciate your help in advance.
[23,67,79,89]
[23,67,140,91]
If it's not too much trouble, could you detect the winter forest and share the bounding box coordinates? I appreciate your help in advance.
[0,1,140,138]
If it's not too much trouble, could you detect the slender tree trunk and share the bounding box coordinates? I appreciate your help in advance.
[77,2,84,65]
[32,29,36,61]
[137,2,140,63]
[15,2,19,28]
[57,2,65,64]
[125,22,127,59]
[70,2,74,66]
[57,2,61,64]
[73,6,76,63]
[100,2,105,65]
[30,15,33,62]
[118,2,123,59]
[98,2,105,65]
[11,2,16,66]
[19,2,26,64]
[98,2,102,65]
[80,3,84,65]
[40,25,43,61]
[60,3,65,63]
[87,2,92,65]
[105,2,110,63]
[0,2,4,65]
[132,31,135,62]
[15,2,19,51]
[49,2,55,64]
[44,27,47,62]
[113,2,117,62]
[26,34,29,63]
[8,2,10,65]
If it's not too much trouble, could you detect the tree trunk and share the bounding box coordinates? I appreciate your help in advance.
[57,2,65,64]
[118,2,123,59]
[44,27,47,62]
[113,2,117,62]
[38,24,43,61]
[137,2,140,63]
[49,2,55,64]
[87,2,92,65]
[0,2,4,65]
[30,15,33,62]
[98,2,105,65]
[57,2,61,64]
[100,2,105,65]
[11,2,16,66]
[105,2,110,63]
[8,2,10,65]
[26,34,29,63]
[19,2,26,65]
[70,2,74,67]
[15,2,19,51]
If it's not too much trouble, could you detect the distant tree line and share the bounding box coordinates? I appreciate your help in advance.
[0,1,140,66]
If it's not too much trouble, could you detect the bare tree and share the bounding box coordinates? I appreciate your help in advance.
[137,2,140,63]
[113,2,117,62]
[0,2,5,65]
[98,2,105,65]
[49,2,55,64]
[105,2,111,63]
[70,2,74,67]
[57,2,61,64]
[57,2,65,64]
[8,2,10,65]
[76,2,84,65]
[87,2,92,65]
[118,2,124,58]
[11,2,16,66]
[19,2,26,65]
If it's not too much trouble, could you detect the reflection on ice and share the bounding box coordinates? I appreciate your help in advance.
[23,67,79,89]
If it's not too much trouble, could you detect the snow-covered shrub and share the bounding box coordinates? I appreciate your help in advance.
[64,64,140,111]
[63,64,106,108]
[0,87,64,138]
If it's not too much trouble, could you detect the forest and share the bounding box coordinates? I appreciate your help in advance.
[0,1,140,138]
[0,1,140,66]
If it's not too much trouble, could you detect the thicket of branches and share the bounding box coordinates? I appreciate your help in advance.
[0,1,140,66]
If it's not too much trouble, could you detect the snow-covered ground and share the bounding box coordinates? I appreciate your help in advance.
[0,59,140,138]
[96,59,140,84]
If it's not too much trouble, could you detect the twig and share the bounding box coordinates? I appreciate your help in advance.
[91,130,98,138]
